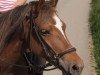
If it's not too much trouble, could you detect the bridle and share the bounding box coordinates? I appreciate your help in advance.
[0,5,76,75]
[23,7,77,74]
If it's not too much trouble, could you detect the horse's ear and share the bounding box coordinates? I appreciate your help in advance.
[50,0,58,7]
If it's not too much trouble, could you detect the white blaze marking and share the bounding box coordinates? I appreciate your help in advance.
[53,15,66,39]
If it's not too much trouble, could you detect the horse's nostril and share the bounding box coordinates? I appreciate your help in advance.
[69,64,81,75]
[69,61,84,74]
[72,64,79,71]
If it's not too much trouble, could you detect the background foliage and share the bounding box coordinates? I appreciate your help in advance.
[89,0,100,74]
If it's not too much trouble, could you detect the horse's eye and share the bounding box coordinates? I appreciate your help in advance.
[40,29,50,36]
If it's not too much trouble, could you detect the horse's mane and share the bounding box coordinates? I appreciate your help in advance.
[0,1,56,52]
[0,3,31,51]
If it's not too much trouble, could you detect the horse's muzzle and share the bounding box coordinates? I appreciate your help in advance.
[58,59,84,75]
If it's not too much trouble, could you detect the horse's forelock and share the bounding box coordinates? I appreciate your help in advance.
[36,2,56,25]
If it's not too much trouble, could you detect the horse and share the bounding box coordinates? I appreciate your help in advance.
[0,0,84,75]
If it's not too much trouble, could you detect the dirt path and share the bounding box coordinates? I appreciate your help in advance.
[44,0,93,75]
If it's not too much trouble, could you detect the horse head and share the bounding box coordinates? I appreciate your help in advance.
[23,0,84,75]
